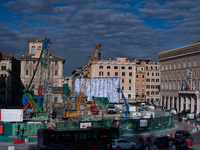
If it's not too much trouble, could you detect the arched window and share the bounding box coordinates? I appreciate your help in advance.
[32,46,36,54]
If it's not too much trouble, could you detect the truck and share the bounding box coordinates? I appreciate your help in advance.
[107,105,116,114]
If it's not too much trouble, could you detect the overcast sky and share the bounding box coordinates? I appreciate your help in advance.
[1,0,200,77]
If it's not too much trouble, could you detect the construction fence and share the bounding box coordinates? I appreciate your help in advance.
[0,116,174,142]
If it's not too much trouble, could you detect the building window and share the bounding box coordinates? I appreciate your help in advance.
[1,66,6,71]
[142,75,144,78]
[151,79,155,82]
[99,71,103,76]
[99,66,103,69]
[194,59,197,67]
[178,62,181,68]
[115,72,118,76]
[161,65,164,71]
[33,69,36,75]
[55,70,58,76]
[146,91,150,96]
[32,84,35,90]
[32,46,36,54]
[136,80,138,84]
[174,63,176,69]
[107,66,111,69]
[183,61,186,68]
[151,85,154,89]
[129,79,131,83]
[156,91,159,95]
[169,63,172,70]
[128,66,132,70]
[142,86,144,91]
[122,72,125,76]
[122,86,124,90]
[114,66,118,69]
[55,61,58,66]
[156,79,159,82]
[146,78,150,82]
[147,72,149,76]
[33,60,36,64]
[156,73,159,76]
[146,85,150,89]
[54,97,58,102]
[129,72,132,76]
[165,64,168,70]
[188,60,191,67]
[107,72,110,76]
[121,66,125,69]
[151,91,154,95]
[128,94,131,99]
[136,87,138,90]
[136,75,138,78]
[26,69,29,75]
[129,86,131,90]
[152,73,154,76]
[26,60,29,66]
[122,79,124,83]
[142,80,144,84]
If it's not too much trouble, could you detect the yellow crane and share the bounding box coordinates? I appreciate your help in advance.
[65,44,101,117]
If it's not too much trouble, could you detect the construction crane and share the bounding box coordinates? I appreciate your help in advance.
[91,96,99,115]
[65,44,101,117]
[117,88,130,118]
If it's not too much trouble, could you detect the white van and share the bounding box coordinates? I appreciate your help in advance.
[187,113,194,120]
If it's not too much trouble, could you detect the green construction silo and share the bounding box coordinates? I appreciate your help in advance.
[63,83,68,97]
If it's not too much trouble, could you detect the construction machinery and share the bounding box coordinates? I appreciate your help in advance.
[6,69,44,115]
[117,88,130,118]
[64,44,101,117]
[91,96,99,115]
[6,38,52,117]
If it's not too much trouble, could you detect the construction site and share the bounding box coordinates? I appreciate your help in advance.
[0,38,174,144]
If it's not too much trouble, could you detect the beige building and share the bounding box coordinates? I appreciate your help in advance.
[158,41,200,114]
[18,39,65,102]
[142,59,161,106]
[91,57,136,104]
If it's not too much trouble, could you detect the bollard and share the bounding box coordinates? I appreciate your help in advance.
[146,137,151,142]
[170,134,173,138]
[13,139,19,144]
[139,137,144,142]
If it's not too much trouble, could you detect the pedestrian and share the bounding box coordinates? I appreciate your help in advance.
[190,135,194,146]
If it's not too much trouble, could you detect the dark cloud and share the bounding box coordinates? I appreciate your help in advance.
[1,0,200,76]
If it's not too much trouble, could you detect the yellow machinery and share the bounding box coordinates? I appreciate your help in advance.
[86,101,94,108]
[65,44,101,117]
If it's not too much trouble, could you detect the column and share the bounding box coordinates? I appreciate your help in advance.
[167,97,170,110]
[186,96,189,111]
[164,96,166,108]
[191,97,194,113]
[197,94,200,114]
[172,97,174,109]
[176,97,179,112]
[181,96,184,112]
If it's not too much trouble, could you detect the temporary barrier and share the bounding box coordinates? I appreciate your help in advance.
[139,137,144,142]
[146,137,151,142]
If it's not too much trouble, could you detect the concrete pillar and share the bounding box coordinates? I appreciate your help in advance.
[172,97,174,109]
[186,96,189,111]
[197,94,200,114]
[191,97,194,113]
[167,97,170,110]
[181,96,184,112]
[176,97,179,112]
[164,96,166,108]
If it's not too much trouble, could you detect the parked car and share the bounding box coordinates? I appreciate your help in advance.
[187,113,194,120]
[108,139,137,150]
[38,144,68,150]
[154,136,175,147]
[182,115,188,121]
[174,130,191,139]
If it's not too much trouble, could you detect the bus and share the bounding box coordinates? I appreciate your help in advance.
[37,126,119,149]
